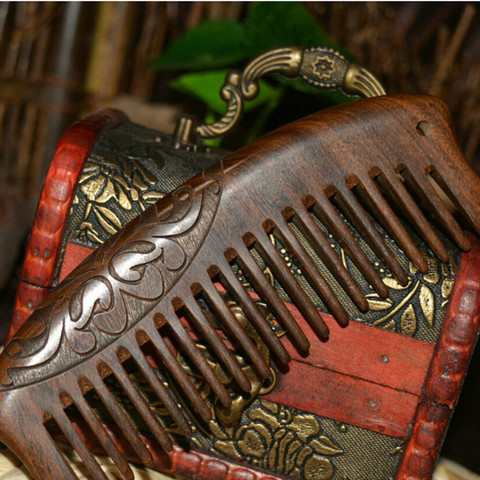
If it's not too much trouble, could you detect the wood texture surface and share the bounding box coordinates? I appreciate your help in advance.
[1,95,480,480]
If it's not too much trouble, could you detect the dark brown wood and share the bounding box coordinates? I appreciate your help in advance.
[200,277,271,377]
[234,241,310,352]
[86,374,154,467]
[375,171,451,262]
[0,94,479,480]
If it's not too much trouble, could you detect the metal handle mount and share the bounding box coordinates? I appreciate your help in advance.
[174,46,386,145]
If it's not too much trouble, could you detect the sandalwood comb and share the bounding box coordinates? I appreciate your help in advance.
[1,94,479,480]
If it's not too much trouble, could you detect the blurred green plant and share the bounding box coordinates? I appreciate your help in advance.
[151,2,354,145]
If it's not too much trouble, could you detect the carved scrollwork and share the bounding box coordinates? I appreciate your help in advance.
[1,180,222,388]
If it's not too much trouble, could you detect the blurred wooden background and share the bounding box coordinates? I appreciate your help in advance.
[0,1,479,474]
[1,2,478,199]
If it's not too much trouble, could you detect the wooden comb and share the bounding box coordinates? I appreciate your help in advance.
[1,94,480,480]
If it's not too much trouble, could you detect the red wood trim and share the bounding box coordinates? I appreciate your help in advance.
[58,244,434,395]
[264,356,419,438]
[62,421,284,480]
[8,110,126,341]
[58,243,432,437]
[279,312,433,396]
[170,297,433,437]
[58,242,95,282]
[9,282,50,339]
[397,236,480,479]
[165,446,282,480]
[59,243,434,399]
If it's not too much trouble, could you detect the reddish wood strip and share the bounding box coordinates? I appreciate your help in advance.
[263,358,419,438]
[208,283,434,396]
[7,110,125,341]
[58,242,95,282]
[285,312,434,396]
[174,285,433,438]
[56,245,434,439]
[57,244,434,398]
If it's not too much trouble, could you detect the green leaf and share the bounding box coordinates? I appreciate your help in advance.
[244,3,331,58]
[150,20,246,71]
[170,70,282,114]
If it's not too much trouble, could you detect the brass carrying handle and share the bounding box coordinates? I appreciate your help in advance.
[174,46,386,144]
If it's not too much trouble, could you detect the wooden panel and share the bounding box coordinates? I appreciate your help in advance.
[283,312,434,395]
[265,359,418,437]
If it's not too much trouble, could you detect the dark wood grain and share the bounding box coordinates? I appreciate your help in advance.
[0,94,479,480]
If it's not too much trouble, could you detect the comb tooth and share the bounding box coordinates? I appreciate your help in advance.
[402,167,471,251]
[180,293,251,392]
[334,188,409,286]
[28,426,80,480]
[160,303,232,407]
[87,374,153,466]
[253,230,331,338]
[356,175,428,273]
[274,214,365,318]
[376,172,450,262]
[106,358,172,452]
[70,390,134,480]
[292,206,369,311]
[201,277,271,378]
[217,257,290,364]
[234,243,310,352]
[312,197,389,298]
[429,168,480,236]
[121,341,192,436]
[140,321,212,422]
[51,407,109,480]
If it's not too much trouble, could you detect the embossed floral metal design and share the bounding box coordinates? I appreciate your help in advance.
[313,55,336,81]
[362,244,457,337]
[207,399,342,480]
[73,144,165,244]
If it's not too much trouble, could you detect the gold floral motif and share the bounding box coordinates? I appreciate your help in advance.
[364,242,457,337]
[365,296,393,312]
[313,55,336,81]
[207,399,342,480]
[73,148,164,244]
[419,285,435,327]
